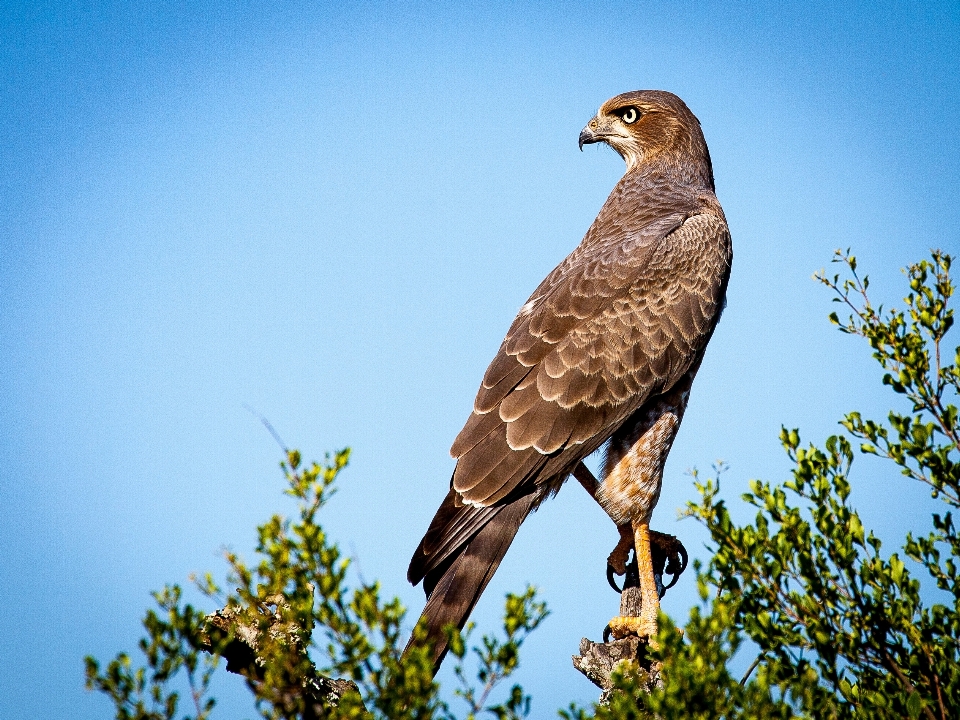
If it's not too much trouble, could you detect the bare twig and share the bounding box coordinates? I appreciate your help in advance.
[242,403,289,452]
[739,654,763,686]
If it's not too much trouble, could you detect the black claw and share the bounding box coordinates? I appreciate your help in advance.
[662,541,689,591]
[603,624,613,643]
[650,534,689,596]
[606,562,623,593]
[606,536,688,601]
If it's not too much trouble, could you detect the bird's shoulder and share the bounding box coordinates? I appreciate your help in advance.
[505,197,728,358]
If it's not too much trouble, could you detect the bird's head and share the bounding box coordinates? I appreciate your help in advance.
[579,90,713,186]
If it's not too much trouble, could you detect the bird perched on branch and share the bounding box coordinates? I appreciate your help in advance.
[406,90,732,672]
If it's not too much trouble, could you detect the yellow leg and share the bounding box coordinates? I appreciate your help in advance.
[607,522,660,643]
[634,523,660,636]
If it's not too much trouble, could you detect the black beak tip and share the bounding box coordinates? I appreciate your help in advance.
[578,128,596,152]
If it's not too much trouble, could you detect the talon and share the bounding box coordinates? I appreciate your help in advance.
[606,527,633,575]
[675,540,688,574]
[649,531,688,596]
[607,562,623,593]
[662,540,688,591]
[606,525,636,593]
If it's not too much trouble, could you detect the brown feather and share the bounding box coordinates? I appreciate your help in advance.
[404,493,537,672]
[457,438,543,504]
[406,90,733,677]
[474,361,533,414]
[449,408,503,459]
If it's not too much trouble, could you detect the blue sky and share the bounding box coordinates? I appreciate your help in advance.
[2,1,959,717]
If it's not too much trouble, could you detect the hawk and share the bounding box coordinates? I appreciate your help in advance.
[406,90,732,671]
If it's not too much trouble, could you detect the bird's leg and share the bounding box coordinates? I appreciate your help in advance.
[573,455,688,598]
[601,519,689,595]
[607,522,661,642]
[577,375,697,643]
[573,459,688,594]
[572,464,633,579]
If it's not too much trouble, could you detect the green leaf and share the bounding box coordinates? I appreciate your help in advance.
[906,690,922,719]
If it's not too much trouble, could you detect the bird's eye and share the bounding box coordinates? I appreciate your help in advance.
[621,107,639,124]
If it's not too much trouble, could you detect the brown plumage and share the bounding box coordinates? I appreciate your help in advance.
[407,90,732,671]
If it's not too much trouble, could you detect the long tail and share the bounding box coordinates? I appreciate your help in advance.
[404,491,536,674]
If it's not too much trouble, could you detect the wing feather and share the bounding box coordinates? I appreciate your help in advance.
[418,209,730,602]
[451,212,731,505]
[474,361,533,414]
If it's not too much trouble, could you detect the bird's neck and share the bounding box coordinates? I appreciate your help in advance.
[628,151,713,194]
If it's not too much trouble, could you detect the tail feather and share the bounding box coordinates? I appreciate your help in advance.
[404,492,536,674]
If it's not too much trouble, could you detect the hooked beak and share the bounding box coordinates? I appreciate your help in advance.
[579,124,599,151]
[578,113,638,170]
[579,115,612,151]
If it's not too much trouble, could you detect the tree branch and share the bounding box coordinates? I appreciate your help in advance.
[201,600,365,718]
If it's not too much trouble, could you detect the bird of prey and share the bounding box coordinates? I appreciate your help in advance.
[406,90,732,671]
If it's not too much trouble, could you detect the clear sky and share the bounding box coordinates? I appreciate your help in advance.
[2,1,958,717]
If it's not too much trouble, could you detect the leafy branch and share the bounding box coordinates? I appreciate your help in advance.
[86,450,548,720]
[447,587,548,720]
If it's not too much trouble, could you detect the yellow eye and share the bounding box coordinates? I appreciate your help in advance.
[621,107,638,124]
